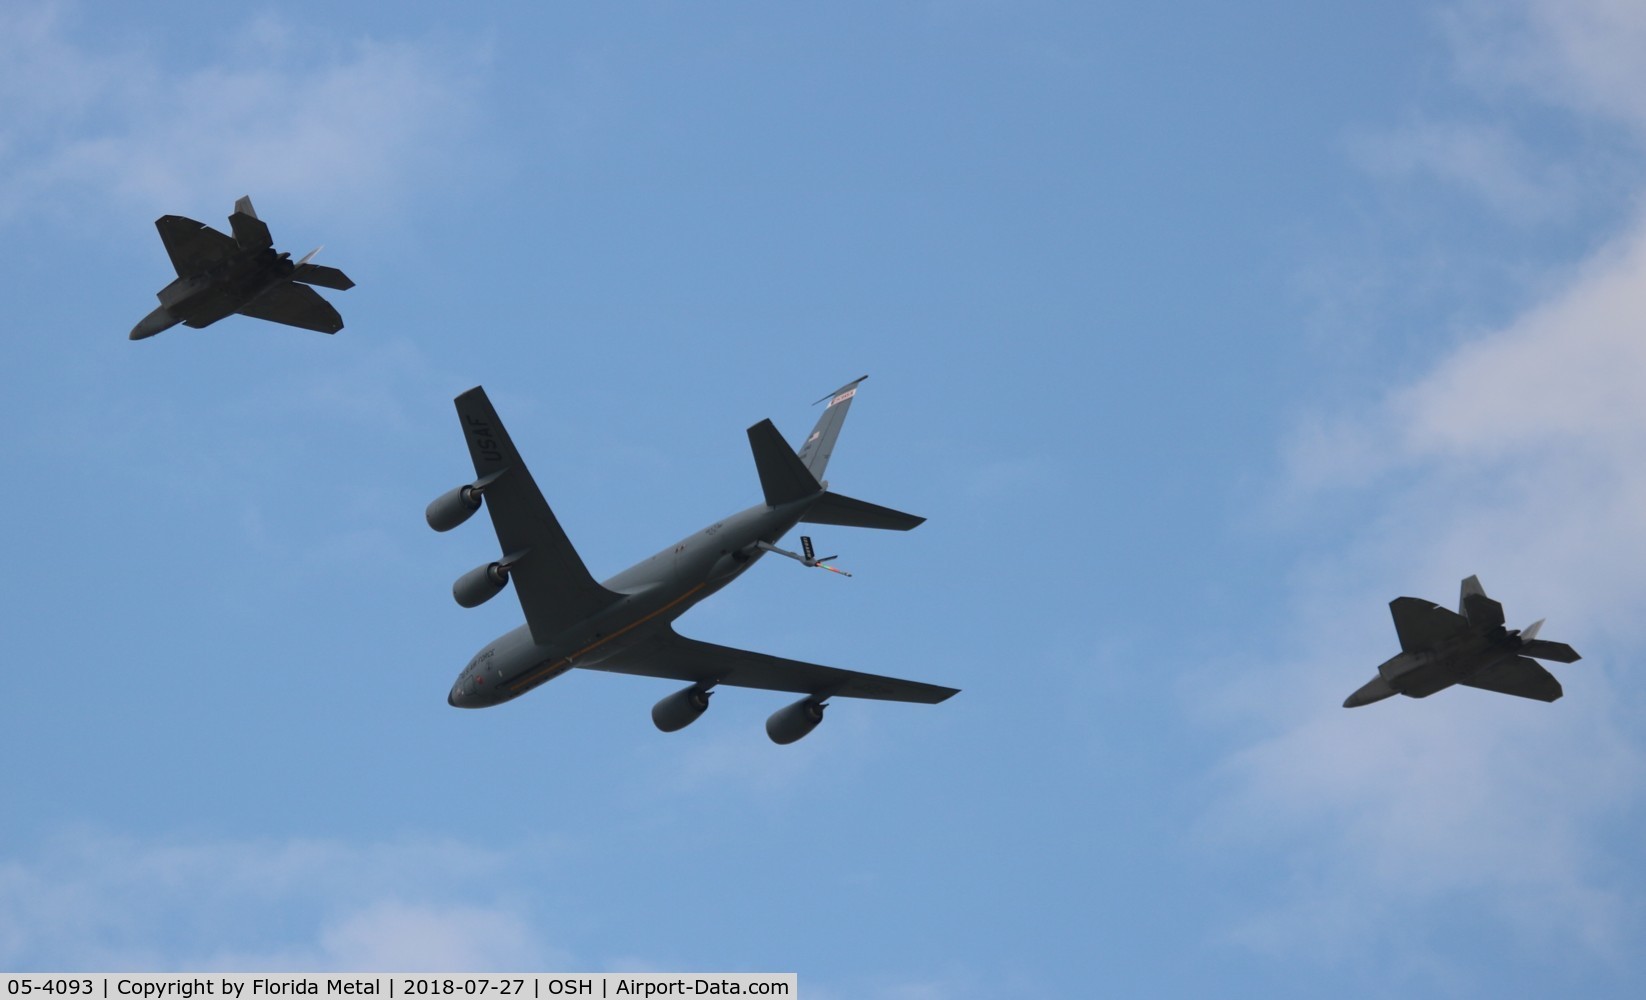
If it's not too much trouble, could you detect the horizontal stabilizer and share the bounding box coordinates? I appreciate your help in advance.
[801,490,924,531]
[748,418,822,507]
[293,263,355,290]
[1521,639,1581,663]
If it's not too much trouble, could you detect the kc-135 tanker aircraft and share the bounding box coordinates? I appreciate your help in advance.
[129,196,353,340]
[1344,575,1581,707]
[427,377,959,743]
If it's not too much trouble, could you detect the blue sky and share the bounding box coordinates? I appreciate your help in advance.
[3,1,1646,995]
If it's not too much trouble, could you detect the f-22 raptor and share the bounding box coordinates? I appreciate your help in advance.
[130,196,353,340]
[427,377,958,744]
[1345,576,1581,707]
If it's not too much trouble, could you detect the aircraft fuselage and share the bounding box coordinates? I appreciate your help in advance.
[131,249,298,338]
[447,496,814,708]
[1349,630,1522,705]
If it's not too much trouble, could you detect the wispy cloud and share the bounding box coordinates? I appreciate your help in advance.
[1345,119,1579,223]
[0,3,490,225]
[0,831,562,970]
[1285,194,1646,634]
[1446,0,1646,132]
[1340,1,1646,231]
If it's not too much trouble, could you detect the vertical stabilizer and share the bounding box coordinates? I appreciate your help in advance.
[750,377,923,529]
[748,419,822,507]
[1458,575,1485,613]
[797,375,867,481]
[228,195,272,249]
[1459,575,1506,629]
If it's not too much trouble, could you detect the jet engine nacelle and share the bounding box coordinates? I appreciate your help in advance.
[652,684,714,733]
[765,696,826,745]
[453,561,510,608]
[426,484,484,532]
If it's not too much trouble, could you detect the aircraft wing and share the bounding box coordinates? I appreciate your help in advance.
[589,625,960,703]
[1460,656,1563,702]
[1389,597,1470,653]
[155,215,239,276]
[236,283,344,334]
[452,387,623,645]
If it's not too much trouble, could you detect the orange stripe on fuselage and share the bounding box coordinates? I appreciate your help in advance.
[504,581,710,694]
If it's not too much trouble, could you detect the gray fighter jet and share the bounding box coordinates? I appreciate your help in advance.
[428,377,957,743]
[129,196,353,340]
[1344,576,1581,707]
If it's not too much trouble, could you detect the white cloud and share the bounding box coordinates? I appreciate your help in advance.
[1447,0,1646,133]
[1287,198,1646,639]
[1343,1,1646,229]
[1346,120,1578,223]
[0,832,560,971]
[204,901,558,973]
[0,3,489,224]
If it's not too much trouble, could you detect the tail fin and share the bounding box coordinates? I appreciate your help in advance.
[1459,575,1505,628]
[228,195,272,249]
[748,419,822,507]
[797,375,867,480]
[748,376,924,529]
